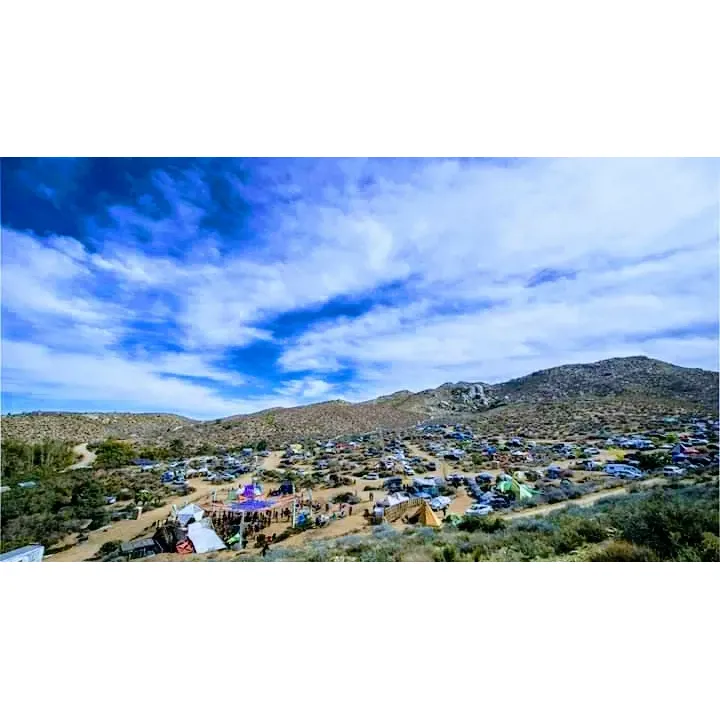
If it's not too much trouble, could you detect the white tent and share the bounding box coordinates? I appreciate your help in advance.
[382,492,409,507]
[187,523,226,554]
[0,544,45,562]
[177,503,205,526]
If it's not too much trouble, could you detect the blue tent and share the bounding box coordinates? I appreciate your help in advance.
[228,499,276,512]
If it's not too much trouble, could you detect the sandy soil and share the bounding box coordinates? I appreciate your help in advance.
[65,443,97,471]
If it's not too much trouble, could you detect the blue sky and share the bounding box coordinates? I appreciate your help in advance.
[1,158,718,419]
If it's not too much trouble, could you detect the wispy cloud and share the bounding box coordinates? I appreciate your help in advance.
[2,158,717,417]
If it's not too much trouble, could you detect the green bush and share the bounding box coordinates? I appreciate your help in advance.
[589,540,656,562]
[458,515,506,533]
[99,540,121,556]
[609,488,718,560]
[434,545,458,562]
[94,440,136,469]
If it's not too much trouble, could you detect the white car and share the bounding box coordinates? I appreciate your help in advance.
[663,466,685,477]
[430,496,452,511]
[365,472,379,480]
[465,503,493,517]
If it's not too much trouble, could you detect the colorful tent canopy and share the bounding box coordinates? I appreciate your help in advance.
[228,499,276,512]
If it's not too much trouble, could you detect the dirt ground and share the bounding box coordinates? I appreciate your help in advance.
[45,442,661,562]
[65,442,97,471]
[46,451,286,561]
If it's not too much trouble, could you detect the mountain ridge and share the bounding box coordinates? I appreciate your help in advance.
[2,356,717,445]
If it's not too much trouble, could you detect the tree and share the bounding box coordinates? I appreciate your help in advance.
[168,438,185,458]
[636,453,671,472]
[94,440,136,469]
[255,439,268,452]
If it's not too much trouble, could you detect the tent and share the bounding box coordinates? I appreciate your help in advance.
[187,522,227,553]
[382,492,409,507]
[416,502,442,528]
[177,503,205,526]
[497,475,538,501]
[228,499,276,512]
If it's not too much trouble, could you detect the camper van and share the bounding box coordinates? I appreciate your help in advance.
[605,464,644,479]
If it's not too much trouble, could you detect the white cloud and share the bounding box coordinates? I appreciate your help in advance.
[3,158,717,416]
[278,378,334,399]
[0,340,322,419]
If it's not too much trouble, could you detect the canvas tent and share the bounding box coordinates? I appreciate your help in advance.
[416,502,442,528]
[187,521,227,554]
[382,492,410,507]
[177,503,205,526]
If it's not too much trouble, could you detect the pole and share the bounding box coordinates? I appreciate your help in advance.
[292,498,297,528]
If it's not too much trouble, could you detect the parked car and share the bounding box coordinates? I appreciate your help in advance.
[663,466,685,477]
[429,496,452,511]
[465,503,493,517]
[365,472,379,480]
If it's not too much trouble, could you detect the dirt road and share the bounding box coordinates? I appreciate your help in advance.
[45,476,227,562]
[502,476,668,522]
[65,443,97,471]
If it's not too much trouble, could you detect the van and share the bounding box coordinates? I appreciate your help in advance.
[663,466,685,477]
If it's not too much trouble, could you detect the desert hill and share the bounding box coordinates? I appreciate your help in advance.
[2,356,717,446]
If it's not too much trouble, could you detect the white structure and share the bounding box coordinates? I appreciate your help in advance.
[0,544,45,562]
[177,503,205,526]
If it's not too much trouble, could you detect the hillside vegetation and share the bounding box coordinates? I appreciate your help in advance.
[239,479,720,562]
[2,356,717,448]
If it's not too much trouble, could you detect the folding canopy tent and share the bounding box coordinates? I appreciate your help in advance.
[177,503,205,526]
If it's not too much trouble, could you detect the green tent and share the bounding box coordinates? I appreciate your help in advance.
[497,473,538,500]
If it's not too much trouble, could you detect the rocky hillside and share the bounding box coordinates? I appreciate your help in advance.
[492,356,718,407]
[389,357,718,417]
[2,356,716,447]
[0,412,197,445]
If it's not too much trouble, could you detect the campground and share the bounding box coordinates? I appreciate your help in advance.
[37,416,719,562]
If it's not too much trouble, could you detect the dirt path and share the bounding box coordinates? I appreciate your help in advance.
[65,443,97,471]
[45,477,223,562]
[259,450,283,472]
[502,476,668,522]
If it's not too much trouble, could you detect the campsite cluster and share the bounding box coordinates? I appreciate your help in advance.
[1,405,717,562]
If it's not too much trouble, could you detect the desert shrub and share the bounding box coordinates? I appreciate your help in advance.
[458,515,506,534]
[471,545,491,561]
[606,488,718,561]
[438,545,458,562]
[550,527,585,554]
[514,518,556,534]
[94,440,136,469]
[330,492,356,504]
[546,488,567,504]
[372,525,398,540]
[589,540,656,562]
[99,540,121,556]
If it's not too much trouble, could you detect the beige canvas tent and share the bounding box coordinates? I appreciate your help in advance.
[416,501,442,528]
